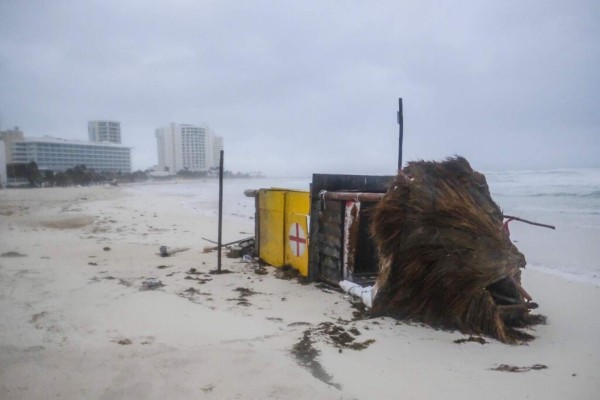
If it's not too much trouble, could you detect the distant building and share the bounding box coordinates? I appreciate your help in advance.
[1,130,131,173]
[0,141,7,188]
[155,123,224,173]
[1,124,131,173]
[0,127,24,163]
[88,120,121,144]
[212,135,224,166]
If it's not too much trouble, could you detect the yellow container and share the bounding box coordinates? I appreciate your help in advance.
[258,189,286,266]
[258,189,310,276]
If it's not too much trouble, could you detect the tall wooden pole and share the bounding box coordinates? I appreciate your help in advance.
[397,98,404,171]
[217,150,224,272]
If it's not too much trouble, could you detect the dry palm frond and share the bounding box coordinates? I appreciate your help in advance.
[370,157,543,343]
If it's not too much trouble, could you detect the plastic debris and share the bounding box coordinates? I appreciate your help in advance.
[141,278,163,290]
[159,246,169,257]
[339,280,374,308]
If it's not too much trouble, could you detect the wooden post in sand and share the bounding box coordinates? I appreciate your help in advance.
[217,150,224,272]
[397,97,404,171]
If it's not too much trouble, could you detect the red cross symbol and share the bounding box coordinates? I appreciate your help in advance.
[288,223,307,257]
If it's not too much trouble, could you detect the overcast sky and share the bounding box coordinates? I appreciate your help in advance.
[1,0,598,176]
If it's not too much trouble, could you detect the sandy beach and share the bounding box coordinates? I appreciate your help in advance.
[1,184,599,399]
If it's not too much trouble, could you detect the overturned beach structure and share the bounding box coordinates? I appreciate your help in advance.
[369,157,543,343]
[249,157,543,342]
[307,174,392,285]
[249,174,392,285]
[247,100,543,342]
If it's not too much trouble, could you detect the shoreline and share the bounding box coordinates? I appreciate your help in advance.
[1,185,599,399]
[528,264,600,288]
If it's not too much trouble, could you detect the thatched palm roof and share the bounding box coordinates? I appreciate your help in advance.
[370,157,543,343]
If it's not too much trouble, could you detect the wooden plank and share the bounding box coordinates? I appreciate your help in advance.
[318,243,342,259]
[308,173,393,283]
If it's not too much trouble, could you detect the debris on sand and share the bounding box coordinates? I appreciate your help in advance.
[491,364,548,373]
[291,330,341,390]
[339,280,374,308]
[275,265,308,284]
[200,384,215,393]
[158,246,190,257]
[315,322,375,351]
[185,276,212,284]
[288,321,311,327]
[348,327,361,336]
[114,338,132,345]
[178,287,212,303]
[370,157,544,343]
[290,322,375,388]
[234,287,258,297]
[350,301,370,321]
[30,311,48,327]
[254,266,268,275]
[315,282,339,293]
[209,269,233,275]
[159,246,169,257]
[140,278,163,291]
[228,287,260,306]
[454,336,487,345]
[1,251,27,257]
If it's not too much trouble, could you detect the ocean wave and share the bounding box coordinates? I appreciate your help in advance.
[529,264,600,287]
[485,169,584,176]
[530,192,580,198]
[533,170,583,176]
[581,190,600,198]
[521,190,600,198]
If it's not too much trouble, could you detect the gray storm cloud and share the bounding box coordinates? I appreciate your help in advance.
[1,0,598,176]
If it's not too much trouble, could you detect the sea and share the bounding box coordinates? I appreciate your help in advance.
[127,169,600,286]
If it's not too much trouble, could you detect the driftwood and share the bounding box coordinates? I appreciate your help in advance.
[157,246,190,257]
[370,157,544,343]
[202,237,254,251]
[503,215,555,230]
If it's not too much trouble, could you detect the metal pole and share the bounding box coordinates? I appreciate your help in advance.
[397,98,404,171]
[217,150,224,272]
[321,191,385,202]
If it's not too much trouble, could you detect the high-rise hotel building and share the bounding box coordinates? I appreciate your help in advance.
[88,120,121,144]
[155,123,223,173]
[1,125,131,173]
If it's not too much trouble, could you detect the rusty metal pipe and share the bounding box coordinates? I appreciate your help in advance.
[321,191,385,202]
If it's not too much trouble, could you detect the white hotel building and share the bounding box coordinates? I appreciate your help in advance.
[10,137,131,172]
[88,120,121,144]
[0,128,131,173]
[155,123,224,173]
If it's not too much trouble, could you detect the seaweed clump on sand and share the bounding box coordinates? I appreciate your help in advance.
[370,157,544,343]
